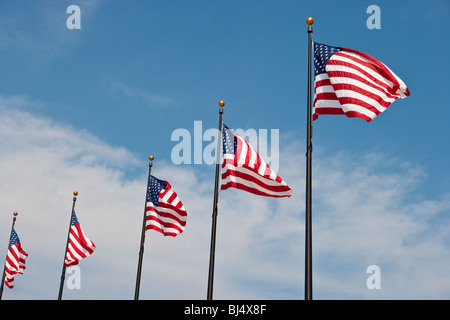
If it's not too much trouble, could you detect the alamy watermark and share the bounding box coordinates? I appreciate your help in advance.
[66,5,81,30]
[366,264,381,290]
[171,121,280,173]
[66,4,381,31]
[66,266,81,290]
[366,5,381,30]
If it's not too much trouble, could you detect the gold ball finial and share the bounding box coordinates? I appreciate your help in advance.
[219,100,225,107]
[306,17,314,25]
[13,211,18,216]
[73,191,78,196]
[149,155,154,161]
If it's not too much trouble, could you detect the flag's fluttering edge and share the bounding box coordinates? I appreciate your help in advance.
[4,229,28,289]
[64,212,96,267]
[146,176,187,237]
[313,42,410,122]
[220,124,293,198]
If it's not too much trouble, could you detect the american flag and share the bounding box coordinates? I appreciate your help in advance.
[220,124,293,198]
[146,175,187,237]
[313,42,410,122]
[3,229,28,289]
[64,212,96,267]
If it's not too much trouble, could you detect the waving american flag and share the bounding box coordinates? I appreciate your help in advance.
[64,212,96,267]
[146,175,187,237]
[220,124,292,198]
[313,42,410,122]
[3,229,28,289]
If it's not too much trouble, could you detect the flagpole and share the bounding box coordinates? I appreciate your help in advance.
[207,100,225,300]
[134,155,154,300]
[305,16,314,300]
[58,191,78,300]
[0,212,18,300]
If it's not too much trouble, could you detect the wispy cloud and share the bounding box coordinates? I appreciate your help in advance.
[0,94,45,110]
[110,81,172,107]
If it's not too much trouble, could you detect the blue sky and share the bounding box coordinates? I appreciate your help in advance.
[0,0,449,300]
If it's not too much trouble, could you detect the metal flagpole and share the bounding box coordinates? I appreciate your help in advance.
[207,100,225,300]
[0,211,18,300]
[305,17,314,300]
[134,155,154,300]
[58,191,78,300]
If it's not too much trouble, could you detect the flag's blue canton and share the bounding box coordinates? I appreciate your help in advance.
[147,175,167,206]
[222,124,237,156]
[9,229,20,247]
[71,212,80,226]
[314,42,342,76]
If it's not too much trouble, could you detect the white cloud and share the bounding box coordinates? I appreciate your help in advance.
[309,148,450,299]
[0,98,449,300]
[0,101,143,299]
